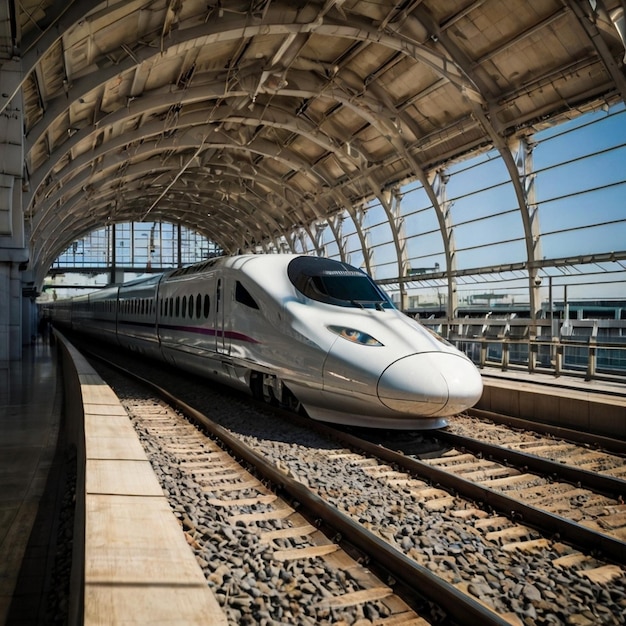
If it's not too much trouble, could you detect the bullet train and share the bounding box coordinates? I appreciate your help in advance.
[47,254,483,429]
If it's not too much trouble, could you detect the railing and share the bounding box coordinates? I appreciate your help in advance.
[419,316,626,382]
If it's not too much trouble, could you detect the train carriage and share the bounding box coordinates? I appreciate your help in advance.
[48,254,483,429]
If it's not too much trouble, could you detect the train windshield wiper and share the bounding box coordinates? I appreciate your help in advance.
[351,300,387,311]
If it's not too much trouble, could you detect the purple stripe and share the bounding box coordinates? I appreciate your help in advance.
[86,319,261,344]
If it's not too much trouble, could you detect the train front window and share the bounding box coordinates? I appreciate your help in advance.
[288,256,393,309]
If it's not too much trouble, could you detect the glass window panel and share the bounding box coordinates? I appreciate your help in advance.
[406,232,446,259]
[403,209,440,237]
[541,222,626,259]
[456,239,528,269]
[536,149,626,201]
[539,183,626,234]
[449,185,519,224]
[535,109,626,167]
[447,151,509,197]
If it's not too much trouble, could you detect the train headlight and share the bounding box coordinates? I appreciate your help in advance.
[328,325,383,346]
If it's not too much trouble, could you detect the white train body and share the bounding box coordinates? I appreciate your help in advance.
[48,254,483,429]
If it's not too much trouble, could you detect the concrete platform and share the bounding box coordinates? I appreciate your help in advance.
[478,368,626,439]
[0,339,63,625]
[56,333,227,625]
[2,333,228,625]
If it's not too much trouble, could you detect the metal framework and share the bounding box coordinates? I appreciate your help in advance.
[1,0,626,321]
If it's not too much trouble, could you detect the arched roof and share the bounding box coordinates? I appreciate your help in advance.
[3,0,626,291]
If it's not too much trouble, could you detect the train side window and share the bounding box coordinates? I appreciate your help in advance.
[196,294,202,318]
[235,281,259,309]
[175,296,180,317]
[169,298,173,318]
[182,296,187,318]
[203,294,210,318]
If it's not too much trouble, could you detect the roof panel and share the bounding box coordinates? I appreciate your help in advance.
[4,0,624,279]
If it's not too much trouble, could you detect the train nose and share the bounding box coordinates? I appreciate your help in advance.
[377,353,483,416]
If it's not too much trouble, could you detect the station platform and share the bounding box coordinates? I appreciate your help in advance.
[478,368,626,439]
[0,339,64,625]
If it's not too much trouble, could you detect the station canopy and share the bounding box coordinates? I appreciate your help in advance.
[5,0,626,304]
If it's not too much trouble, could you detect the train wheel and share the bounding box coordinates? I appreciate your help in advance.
[280,384,306,415]
[250,372,279,406]
[251,373,307,415]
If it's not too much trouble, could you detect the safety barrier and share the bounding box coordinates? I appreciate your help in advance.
[420,317,626,381]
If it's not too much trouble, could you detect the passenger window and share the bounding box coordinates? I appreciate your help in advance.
[203,294,210,318]
[196,294,202,318]
[235,281,259,309]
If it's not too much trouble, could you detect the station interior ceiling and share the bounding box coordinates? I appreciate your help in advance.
[2,0,626,310]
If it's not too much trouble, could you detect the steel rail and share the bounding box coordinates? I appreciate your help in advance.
[467,407,626,455]
[434,429,626,497]
[309,422,626,565]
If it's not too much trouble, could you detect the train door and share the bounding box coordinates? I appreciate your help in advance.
[215,276,231,355]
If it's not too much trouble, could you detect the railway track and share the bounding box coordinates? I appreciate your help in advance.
[345,412,626,561]
[126,399,429,625]
[98,359,506,625]
[76,339,626,625]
